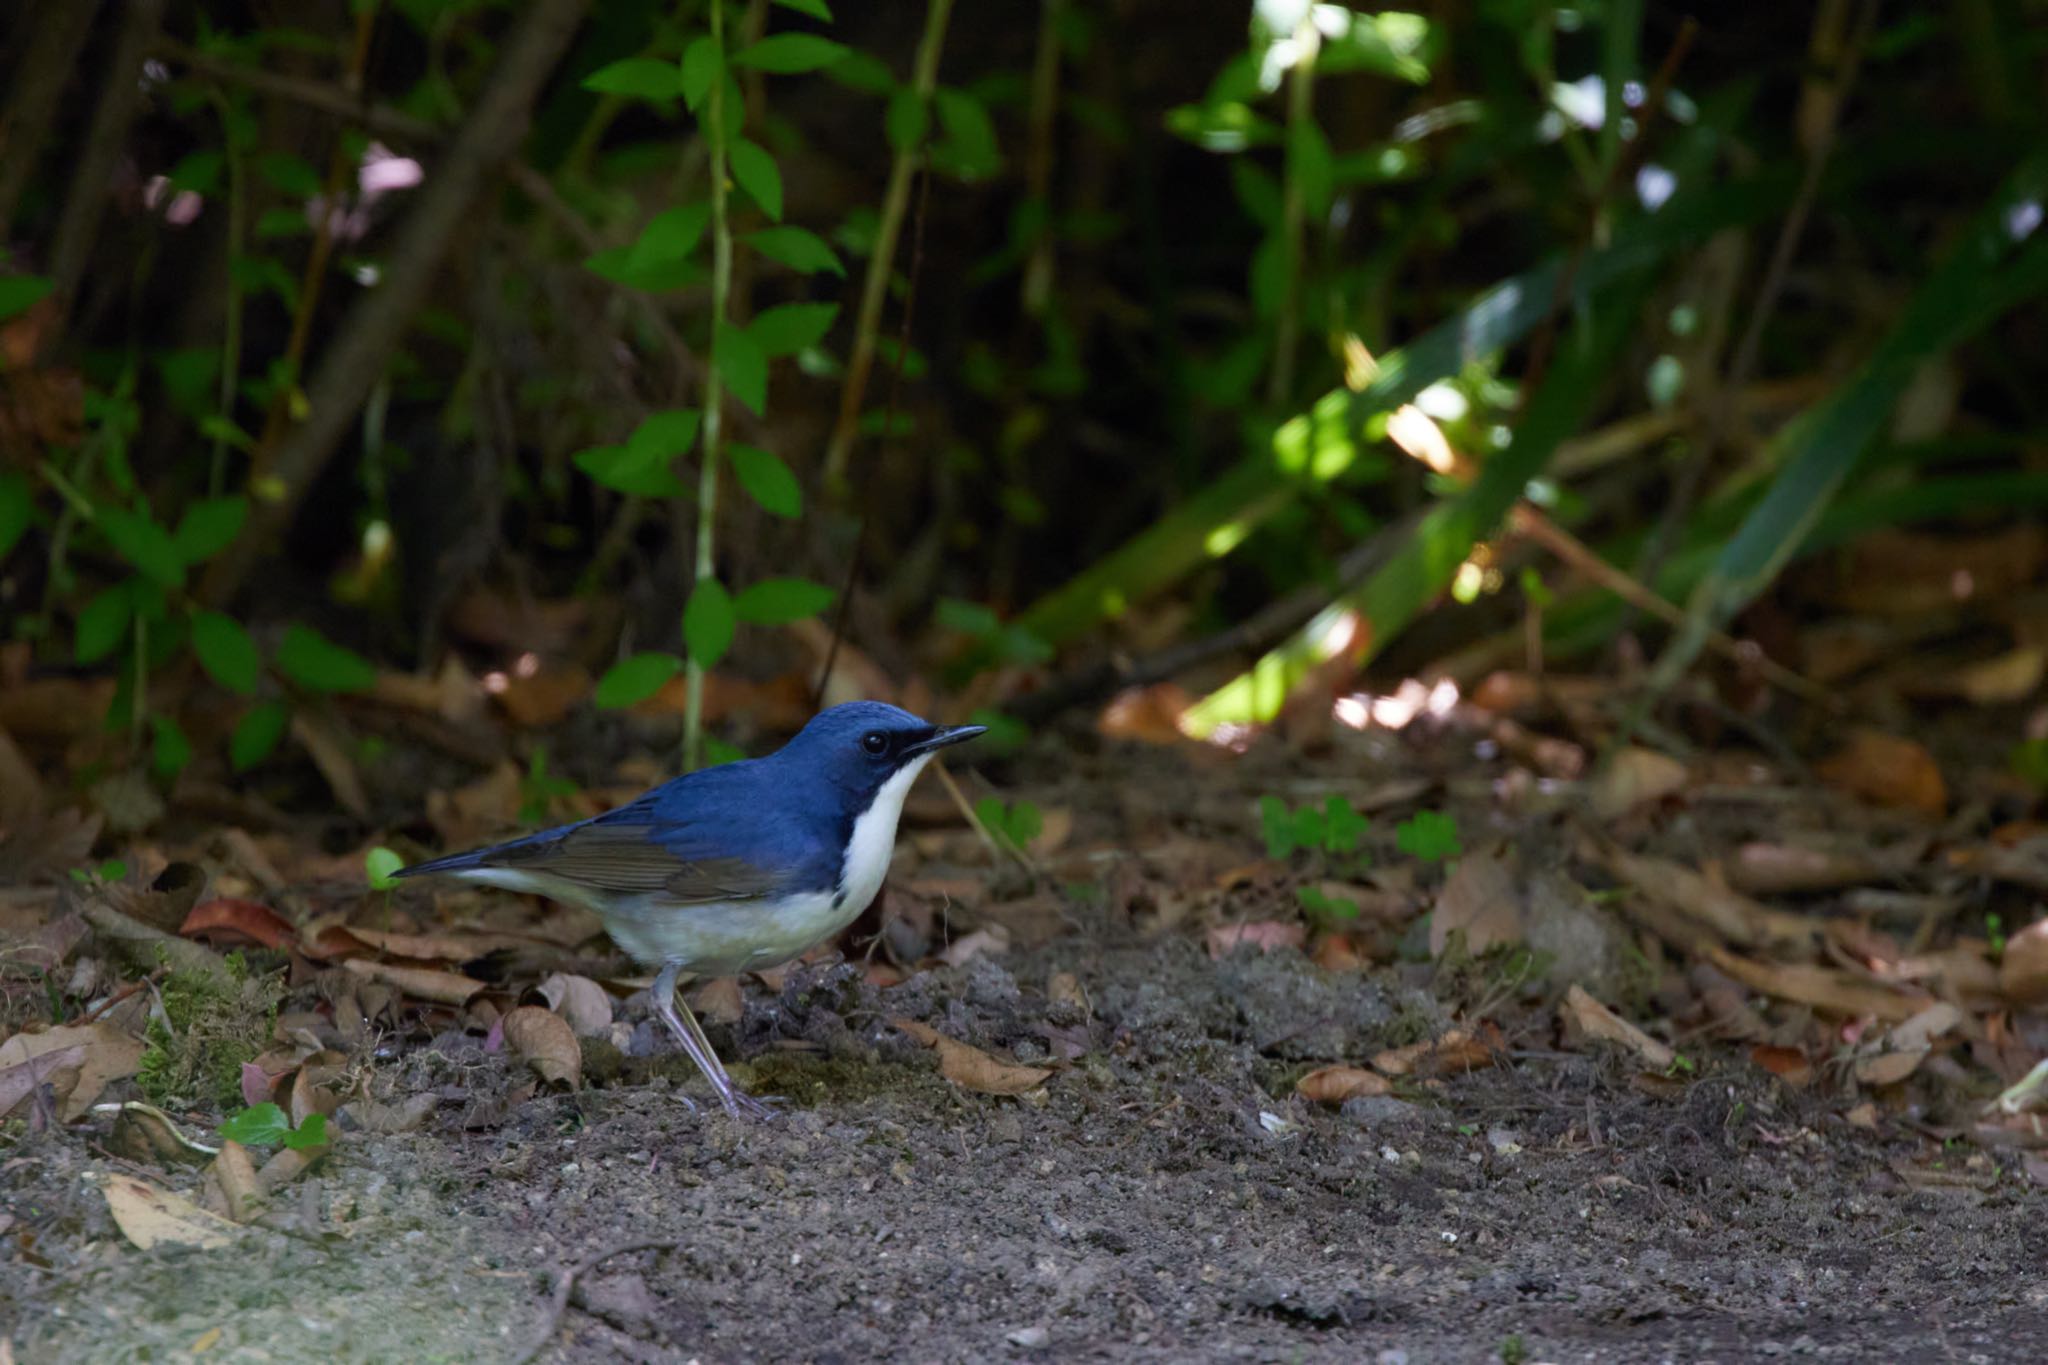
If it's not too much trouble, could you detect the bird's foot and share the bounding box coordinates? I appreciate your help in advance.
[719,1089,787,1122]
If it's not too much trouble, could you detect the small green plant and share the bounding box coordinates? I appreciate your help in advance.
[975,796,1043,853]
[1987,912,2008,959]
[1259,793,1369,860]
[363,846,403,890]
[220,1101,329,1151]
[1500,1333,1529,1365]
[68,858,130,884]
[1295,883,1361,928]
[1394,810,1462,863]
[518,745,579,824]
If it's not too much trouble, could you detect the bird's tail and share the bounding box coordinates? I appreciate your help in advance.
[391,847,492,880]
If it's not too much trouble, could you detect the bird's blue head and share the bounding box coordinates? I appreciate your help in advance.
[774,701,985,803]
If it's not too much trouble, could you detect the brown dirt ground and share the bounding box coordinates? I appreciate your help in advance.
[7,929,2046,1364]
[8,715,2048,1363]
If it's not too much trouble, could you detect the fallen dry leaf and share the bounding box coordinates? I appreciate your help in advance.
[1888,1001,1964,1053]
[892,1016,1051,1095]
[339,958,486,1004]
[1295,1065,1391,1105]
[99,1174,240,1251]
[0,1044,85,1121]
[1707,947,1926,1022]
[343,926,528,961]
[1844,1101,1879,1129]
[1373,1024,1502,1078]
[1047,972,1088,1011]
[206,1141,263,1224]
[1559,984,1675,1070]
[1817,730,1947,817]
[1946,647,2045,705]
[1588,746,1689,820]
[1855,1049,1928,1087]
[1999,917,2048,1005]
[1430,844,1523,958]
[940,924,1011,967]
[179,898,297,951]
[1728,842,1891,895]
[535,972,613,1036]
[1312,933,1366,972]
[690,976,745,1026]
[0,1021,144,1121]
[491,659,592,729]
[501,1005,581,1087]
[1206,922,1306,959]
[1749,1044,1814,1088]
[1096,683,1197,745]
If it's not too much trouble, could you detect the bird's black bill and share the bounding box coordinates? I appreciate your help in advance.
[905,724,987,757]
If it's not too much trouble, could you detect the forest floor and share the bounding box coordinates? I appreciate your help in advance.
[6,690,2048,1363]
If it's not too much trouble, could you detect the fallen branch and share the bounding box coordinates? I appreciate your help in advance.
[201,0,591,609]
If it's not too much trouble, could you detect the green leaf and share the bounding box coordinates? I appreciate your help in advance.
[733,576,833,624]
[190,610,261,693]
[256,151,322,198]
[749,301,838,356]
[716,321,768,417]
[583,244,703,294]
[365,846,404,890]
[171,496,247,564]
[1258,794,1295,858]
[886,87,929,152]
[165,150,224,197]
[1322,795,1369,853]
[220,1103,291,1146]
[729,139,784,221]
[933,87,1001,181]
[0,471,30,559]
[157,348,222,417]
[595,652,682,708]
[582,56,687,101]
[628,203,713,273]
[773,0,832,18]
[281,1111,329,1150]
[75,584,133,664]
[254,207,310,239]
[727,442,802,518]
[628,408,703,463]
[97,504,184,589]
[1395,810,1462,863]
[684,578,736,668]
[275,624,377,693]
[151,713,192,779]
[0,275,54,323]
[231,701,289,772]
[573,444,690,497]
[746,225,844,276]
[680,37,722,111]
[733,33,851,74]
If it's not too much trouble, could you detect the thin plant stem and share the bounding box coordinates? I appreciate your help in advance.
[683,0,734,772]
[821,0,955,488]
[1266,19,1317,407]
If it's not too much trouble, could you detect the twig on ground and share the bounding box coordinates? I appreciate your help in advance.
[513,1238,682,1365]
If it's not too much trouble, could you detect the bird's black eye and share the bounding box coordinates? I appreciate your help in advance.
[862,731,889,756]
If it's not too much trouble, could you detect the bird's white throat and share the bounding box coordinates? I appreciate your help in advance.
[838,753,932,914]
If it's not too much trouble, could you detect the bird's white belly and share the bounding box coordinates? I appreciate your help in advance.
[605,889,853,976]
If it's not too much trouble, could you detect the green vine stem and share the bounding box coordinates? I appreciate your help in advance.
[683,0,734,772]
[821,0,955,489]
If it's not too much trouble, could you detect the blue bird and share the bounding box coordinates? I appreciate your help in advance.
[394,701,984,1117]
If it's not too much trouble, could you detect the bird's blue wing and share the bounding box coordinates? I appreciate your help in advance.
[397,762,835,903]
